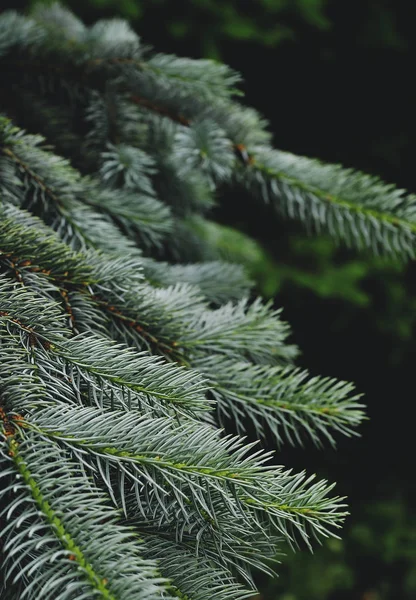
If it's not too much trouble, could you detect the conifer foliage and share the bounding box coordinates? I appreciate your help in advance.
[0,3,412,599]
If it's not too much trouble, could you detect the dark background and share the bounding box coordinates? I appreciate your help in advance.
[3,1,416,598]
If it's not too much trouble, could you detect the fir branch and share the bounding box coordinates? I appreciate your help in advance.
[4,7,410,259]
[0,275,69,344]
[90,293,185,360]
[136,518,281,588]
[197,357,365,446]
[0,6,377,598]
[0,334,183,421]
[142,536,254,600]
[0,431,164,600]
[0,204,188,358]
[55,333,209,409]
[0,279,209,415]
[25,404,348,546]
[0,130,143,255]
[142,258,253,305]
[131,94,190,126]
[182,297,298,364]
[238,148,416,257]
[0,204,92,285]
[88,187,173,249]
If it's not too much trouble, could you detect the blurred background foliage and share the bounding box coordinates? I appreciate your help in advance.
[7,1,416,598]
[28,0,333,56]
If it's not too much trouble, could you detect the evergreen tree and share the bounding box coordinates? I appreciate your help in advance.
[0,3,413,599]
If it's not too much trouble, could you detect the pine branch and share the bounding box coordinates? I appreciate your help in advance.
[0,205,191,358]
[142,258,253,305]
[3,6,410,258]
[197,357,365,446]
[0,123,147,255]
[0,430,164,600]
[238,148,416,257]
[183,297,298,364]
[56,333,209,409]
[0,279,210,417]
[23,404,348,547]
[0,6,376,598]
[0,204,92,285]
[0,275,69,344]
[142,536,254,600]
[130,508,282,586]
